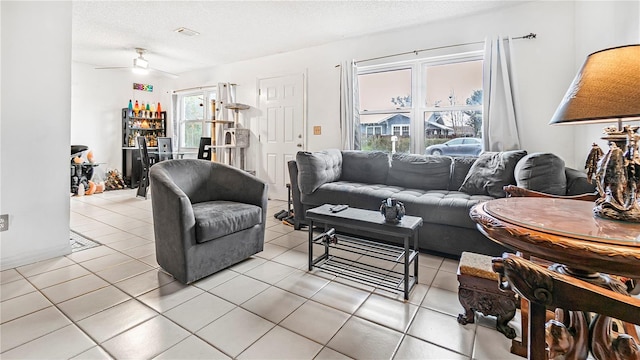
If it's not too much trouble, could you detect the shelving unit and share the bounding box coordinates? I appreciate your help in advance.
[208,102,250,169]
[122,108,166,148]
[311,231,418,293]
[121,108,166,188]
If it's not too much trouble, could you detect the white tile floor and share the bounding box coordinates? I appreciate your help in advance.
[0,189,525,359]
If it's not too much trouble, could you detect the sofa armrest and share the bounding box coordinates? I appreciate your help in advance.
[287,160,306,228]
[565,167,597,196]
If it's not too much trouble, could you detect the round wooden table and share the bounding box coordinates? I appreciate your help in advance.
[470,197,640,359]
[470,197,640,279]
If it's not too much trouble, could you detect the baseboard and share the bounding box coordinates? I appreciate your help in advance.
[0,244,71,271]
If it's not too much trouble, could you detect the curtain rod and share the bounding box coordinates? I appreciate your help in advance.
[173,83,238,94]
[338,33,537,66]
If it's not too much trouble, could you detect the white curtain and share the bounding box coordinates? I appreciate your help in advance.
[482,36,520,151]
[171,93,179,149]
[339,60,360,150]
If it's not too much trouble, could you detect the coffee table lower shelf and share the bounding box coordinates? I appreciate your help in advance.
[310,230,418,297]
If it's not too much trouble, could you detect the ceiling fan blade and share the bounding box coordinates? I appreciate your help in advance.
[94,66,129,70]
[149,67,179,78]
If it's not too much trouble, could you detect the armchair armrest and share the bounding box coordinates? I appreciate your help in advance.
[149,165,197,267]
[503,185,598,201]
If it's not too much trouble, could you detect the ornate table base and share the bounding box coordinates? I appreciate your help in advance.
[492,254,640,360]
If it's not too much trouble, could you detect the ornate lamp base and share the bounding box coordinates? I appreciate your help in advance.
[593,203,640,223]
[594,202,640,223]
[586,125,640,223]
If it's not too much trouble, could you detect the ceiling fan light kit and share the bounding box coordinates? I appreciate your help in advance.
[95,47,178,78]
[133,57,148,69]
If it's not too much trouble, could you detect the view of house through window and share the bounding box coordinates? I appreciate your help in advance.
[177,90,215,149]
[357,53,483,155]
[358,68,412,153]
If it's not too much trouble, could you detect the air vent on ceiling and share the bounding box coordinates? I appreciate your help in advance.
[174,27,200,36]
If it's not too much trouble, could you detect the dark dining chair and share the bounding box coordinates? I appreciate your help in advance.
[197,137,212,161]
[157,137,173,162]
[136,136,153,199]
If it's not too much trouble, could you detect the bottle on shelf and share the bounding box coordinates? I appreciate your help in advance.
[157,102,162,119]
[134,100,140,117]
[128,99,133,117]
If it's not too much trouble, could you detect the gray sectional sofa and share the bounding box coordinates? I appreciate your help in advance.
[287,149,596,258]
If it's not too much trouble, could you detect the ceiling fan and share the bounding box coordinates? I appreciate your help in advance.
[95,48,178,78]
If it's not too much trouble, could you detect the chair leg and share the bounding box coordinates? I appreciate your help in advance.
[137,166,149,199]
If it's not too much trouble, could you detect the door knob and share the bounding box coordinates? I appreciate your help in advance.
[297,143,302,148]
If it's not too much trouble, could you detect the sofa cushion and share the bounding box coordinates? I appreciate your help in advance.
[387,153,452,191]
[393,189,494,229]
[296,149,342,194]
[459,150,527,198]
[515,153,567,195]
[449,157,478,191]
[340,150,390,184]
[301,181,402,211]
[192,201,262,243]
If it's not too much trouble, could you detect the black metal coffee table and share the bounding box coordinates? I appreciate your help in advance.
[306,204,423,300]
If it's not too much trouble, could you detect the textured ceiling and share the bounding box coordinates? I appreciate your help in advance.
[73,1,524,76]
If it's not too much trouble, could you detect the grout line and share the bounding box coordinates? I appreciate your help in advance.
[4,191,484,360]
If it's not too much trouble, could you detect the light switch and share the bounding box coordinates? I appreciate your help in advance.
[313,126,321,135]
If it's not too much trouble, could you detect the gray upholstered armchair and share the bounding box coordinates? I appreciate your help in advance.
[149,159,268,284]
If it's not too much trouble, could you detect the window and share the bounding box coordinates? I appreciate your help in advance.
[423,59,483,152]
[358,67,412,153]
[357,51,483,154]
[366,126,382,136]
[176,89,216,149]
[392,125,410,136]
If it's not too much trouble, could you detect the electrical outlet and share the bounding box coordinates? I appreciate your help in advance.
[0,214,8,232]
[313,126,322,135]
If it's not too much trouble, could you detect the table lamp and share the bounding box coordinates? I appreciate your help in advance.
[549,44,640,222]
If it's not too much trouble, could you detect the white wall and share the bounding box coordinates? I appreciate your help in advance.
[72,1,639,175]
[173,1,630,171]
[1,2,72,269]
[71,63,173,171]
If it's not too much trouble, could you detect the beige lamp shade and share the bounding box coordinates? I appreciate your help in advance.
[549,44,640,125]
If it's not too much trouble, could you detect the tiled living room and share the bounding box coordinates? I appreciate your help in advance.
[3,1,640,359]
[0,190,522,359]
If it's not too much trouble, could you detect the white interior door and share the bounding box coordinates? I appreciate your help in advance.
[257,73,305,201]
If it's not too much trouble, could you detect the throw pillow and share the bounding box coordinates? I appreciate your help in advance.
[340,150,390,184]
[387,153,452,190]
[459,150,528,198]
[515,153,567,195]
[296,149,342,194]
[449,157,478,191]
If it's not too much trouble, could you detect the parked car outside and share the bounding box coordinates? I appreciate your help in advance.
[425,137,482,156]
